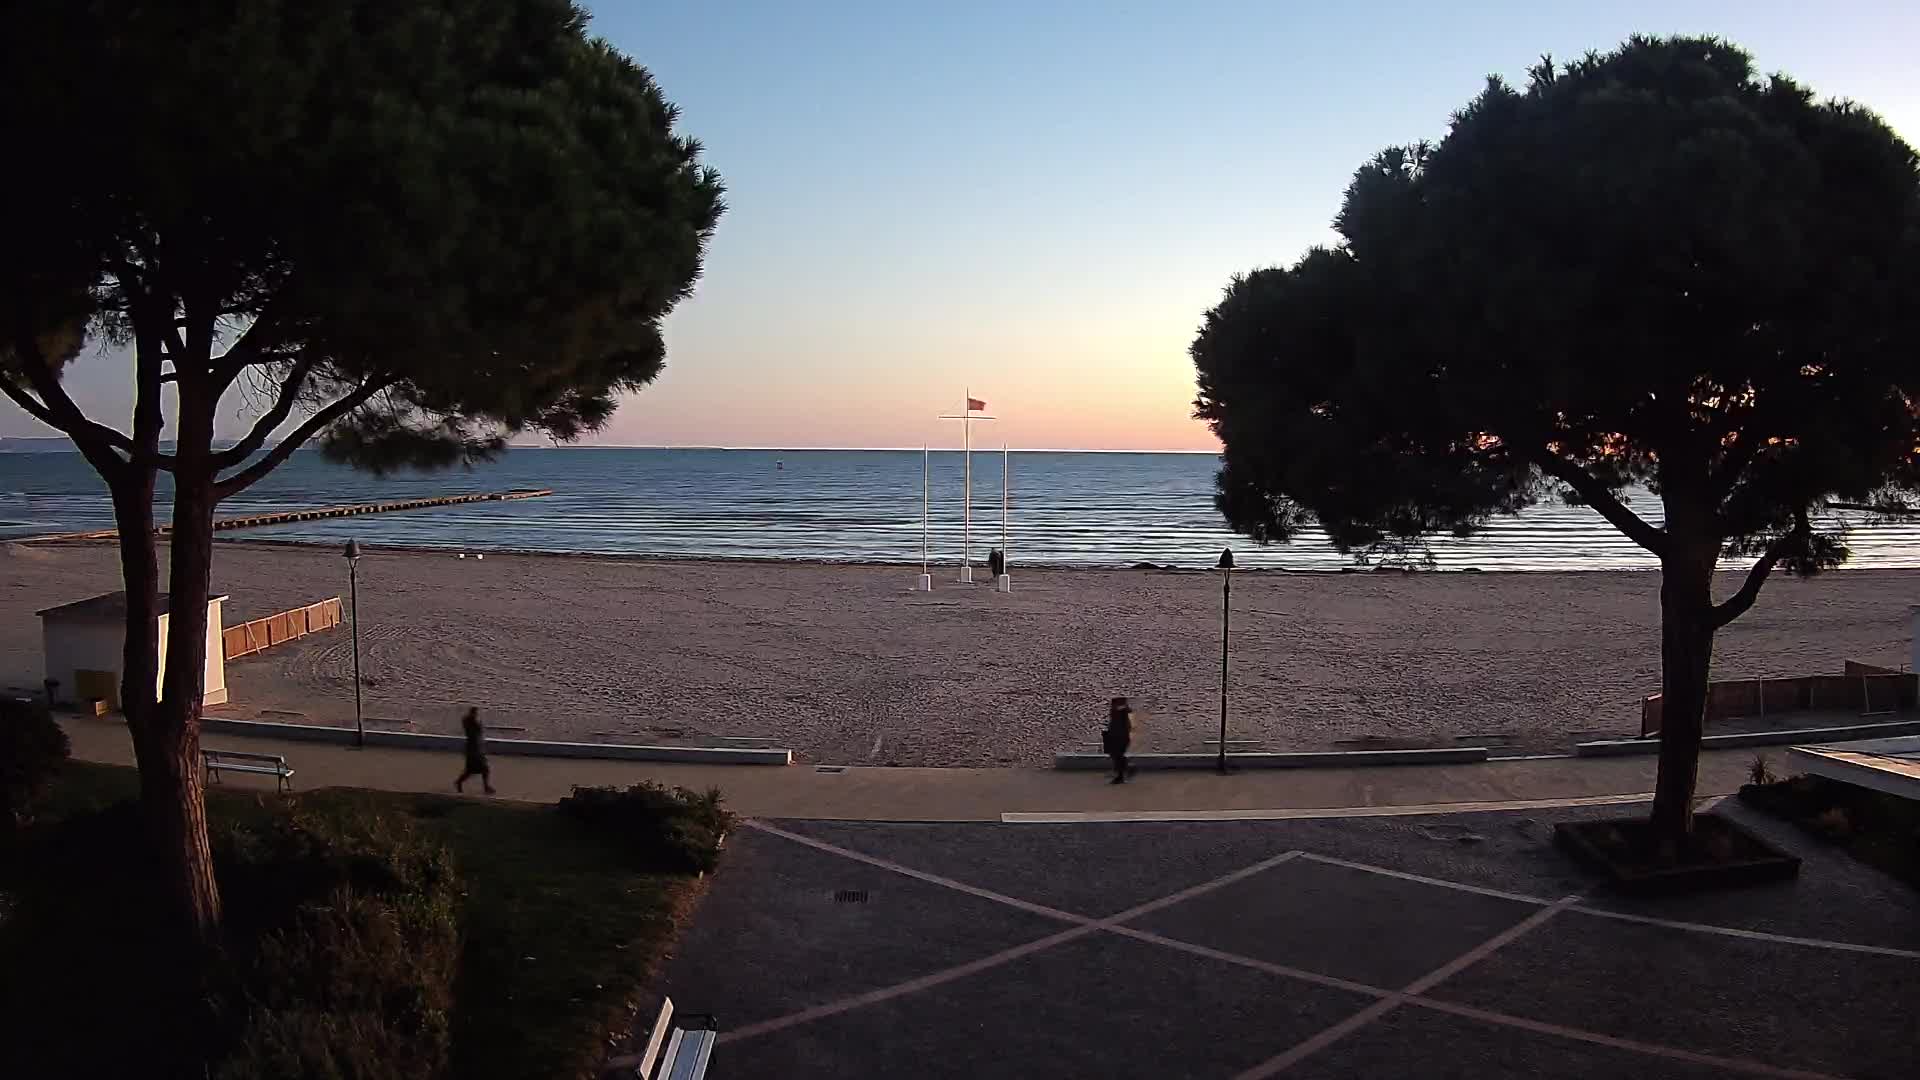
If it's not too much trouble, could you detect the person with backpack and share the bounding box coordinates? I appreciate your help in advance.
[1101,697,1135,784]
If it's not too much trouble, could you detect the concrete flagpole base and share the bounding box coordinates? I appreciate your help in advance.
[915,573,933,591]
[996,573,1011,592]
[959,565,974,583]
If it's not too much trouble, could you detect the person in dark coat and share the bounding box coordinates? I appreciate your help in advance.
[455,707,495,795]
[1101,697,1134,784]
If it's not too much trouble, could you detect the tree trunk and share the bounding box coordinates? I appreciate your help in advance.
[1650,534,1718,849]
[148,385,224,939]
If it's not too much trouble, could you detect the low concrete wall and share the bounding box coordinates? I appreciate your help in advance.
[199,717,792,766]
[1577,718,1920,757]
[1054,747,1489,771]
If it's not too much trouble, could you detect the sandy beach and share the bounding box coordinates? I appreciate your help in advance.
[3,540,1914,765]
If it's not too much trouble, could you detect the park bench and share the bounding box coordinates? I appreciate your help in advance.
[200,748,295,794]
[631,997,717,1080]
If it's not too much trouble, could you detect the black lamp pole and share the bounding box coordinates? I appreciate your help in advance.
[1217,547,1233,773]
[345,539,364,748]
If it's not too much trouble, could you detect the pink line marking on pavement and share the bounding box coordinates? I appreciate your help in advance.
[729,821,1890,1078]
[1235,896,1581,1078]
[1409,998,1845,1080]
[720,834,1306,1046]
[744,819,1088,924]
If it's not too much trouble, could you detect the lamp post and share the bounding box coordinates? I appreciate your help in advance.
[344,539,364,748]
[1217,547,1233,774]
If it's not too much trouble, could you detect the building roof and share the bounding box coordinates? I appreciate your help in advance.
[1789,736,1920,802]
[36,591,230,620]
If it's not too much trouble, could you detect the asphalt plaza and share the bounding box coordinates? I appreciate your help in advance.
[661,802,1920,1078]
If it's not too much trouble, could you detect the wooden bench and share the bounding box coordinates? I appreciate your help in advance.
[201,748,295,794]
[630,998,716,1079]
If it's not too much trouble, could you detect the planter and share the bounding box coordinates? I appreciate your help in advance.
[1554,812,1801,894]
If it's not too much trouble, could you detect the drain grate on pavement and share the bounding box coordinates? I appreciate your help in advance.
[833,889,869,903]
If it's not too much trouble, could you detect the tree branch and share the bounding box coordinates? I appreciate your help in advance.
[0,374,63,430]
[210,303,288,391]
[1708,431,1760,504]
[2,367,129,481]
[1712,524,1806,629]
[7,333,141,461]
[213,378,391,500]
[1526,447,1668,556]
[211,357,315,469]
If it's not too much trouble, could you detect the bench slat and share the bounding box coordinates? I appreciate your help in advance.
[636,998,674,1078]
[661,1027,714,1080]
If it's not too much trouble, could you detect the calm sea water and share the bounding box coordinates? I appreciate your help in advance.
[2,447,1917,571]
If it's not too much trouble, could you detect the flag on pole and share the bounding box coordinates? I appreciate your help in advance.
[967,397,986,412]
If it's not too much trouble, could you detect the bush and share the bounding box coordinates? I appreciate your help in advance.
[557,782,733,873]
[215,807,462,1079]
[0,697,70,831]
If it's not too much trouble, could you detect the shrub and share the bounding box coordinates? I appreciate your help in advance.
[0,697,70,831]
[1748,754,1778,787]
[215,807,462,1080]
[1809,806,1854,842]
[557,782,733,873]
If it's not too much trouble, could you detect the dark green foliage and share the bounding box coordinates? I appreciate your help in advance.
[215,809,462,1080]
[0,0,722,938]
[1194,35,1919,566]
[0,698,70,831]
[4,766,709,1079]
[1,797,461,1077]
[1,0,724,472]
[558,782,734,872]
[1192,35,1920,840]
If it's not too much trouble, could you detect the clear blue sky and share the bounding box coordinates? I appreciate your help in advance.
[7,1,1915,450]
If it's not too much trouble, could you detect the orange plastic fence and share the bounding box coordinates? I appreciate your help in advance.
[222,597,342,660]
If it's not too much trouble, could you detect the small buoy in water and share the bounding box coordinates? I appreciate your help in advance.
[776,459,784,470]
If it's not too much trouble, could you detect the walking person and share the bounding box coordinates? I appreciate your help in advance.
[1102,697,1135,784]
[455,706,496,795]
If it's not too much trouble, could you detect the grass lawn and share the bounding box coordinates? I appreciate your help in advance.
[8,761,703,1080]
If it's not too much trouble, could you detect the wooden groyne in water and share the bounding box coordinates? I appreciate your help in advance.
[27,489,552,542]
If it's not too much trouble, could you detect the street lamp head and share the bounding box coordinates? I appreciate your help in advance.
[1217,547,1234,570]
[344,538,363,562]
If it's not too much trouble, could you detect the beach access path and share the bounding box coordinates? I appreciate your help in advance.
[61,715,1762,821]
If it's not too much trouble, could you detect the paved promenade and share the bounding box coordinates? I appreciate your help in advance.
[63,716,1760,820]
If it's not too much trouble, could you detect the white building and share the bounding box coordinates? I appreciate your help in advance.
[37,591,229,709]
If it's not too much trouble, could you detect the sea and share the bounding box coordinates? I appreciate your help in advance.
[2,447,1918,571]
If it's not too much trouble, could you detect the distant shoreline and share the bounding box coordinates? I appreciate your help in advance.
[10,531,1722,576]
[0,442,1224,455]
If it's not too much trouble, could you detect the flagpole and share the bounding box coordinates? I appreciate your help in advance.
[962,389,973,583]
[997,442,1011,592]
[916,445,932,591]
[937,396,992,586]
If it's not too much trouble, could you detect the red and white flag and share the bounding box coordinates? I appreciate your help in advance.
[967,397,986,412]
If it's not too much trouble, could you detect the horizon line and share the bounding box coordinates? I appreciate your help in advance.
[510,443,1223,454]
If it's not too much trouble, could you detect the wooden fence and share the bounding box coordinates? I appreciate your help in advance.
[1640,661,1917,735]
[223,597,343,661]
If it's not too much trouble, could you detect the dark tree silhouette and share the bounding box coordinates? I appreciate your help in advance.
[0,0,723,939]
[1193,36,1920,850]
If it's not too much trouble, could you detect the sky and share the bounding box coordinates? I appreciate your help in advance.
[6,0,1917,452]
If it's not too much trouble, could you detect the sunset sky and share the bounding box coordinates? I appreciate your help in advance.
[6,1,1915,452]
